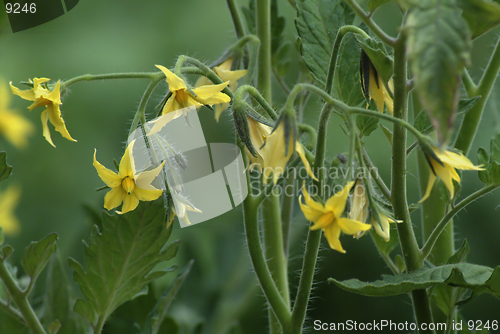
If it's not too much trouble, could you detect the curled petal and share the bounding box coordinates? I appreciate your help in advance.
[93,150,122,188]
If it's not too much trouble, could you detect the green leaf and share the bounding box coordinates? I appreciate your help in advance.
[0,152,12,182]
[355,35,394,85]
[69,198,179,328]
[42,253,89,334]
[448,239,470,264]
[406,0,471,145]
[21,233,58,283]
[458,0,500,39]
[295,0,355,88]
[356,114,379,138]
[145,260,193,334]
[1,246,14,261]
[329,263,500,299]
[368,0,391,12]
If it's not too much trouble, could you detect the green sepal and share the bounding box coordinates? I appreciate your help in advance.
[0,152,12,183]
[356,35,394,88]
[448,239,470,264]
[380,124,393,146]
[329,263,500,300]
[477,148,492,185]
[232,107,257,158]
[21,233,58,284]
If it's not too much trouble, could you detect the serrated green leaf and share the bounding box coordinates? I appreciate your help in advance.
[380,125,393,146]
[329,263,500,299]
[458,0,500,39]
[295,0,355,88]
[42,253,89,334]
[69,198,179,328]
[477,148,491,184]
[21,233,57,283]
[145,260,193,334]
[355,35,394,85]
[448,239,470,264]
[369,0,391,12]
[356,114,379,138]
[406,0,471,145]
[0,152,12,182]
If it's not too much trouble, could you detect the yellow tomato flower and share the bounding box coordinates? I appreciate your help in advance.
[350,182,369,241]
[0,185,22,235]
[10,78,76,147]
[246,117,272,172]
[156,65,231,115]
[0,80,33,148]
[361,51,394,115]
[420,146,484,203]
[372,213,400,242]
[93,140,164,214]
[195,58,247,121]
[260,119,317,185]
[299,181,371,253]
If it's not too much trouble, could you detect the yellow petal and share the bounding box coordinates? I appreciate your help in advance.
[368,68,385,114]
[301,182,325,213]
[148,109,183,136]
[336,217,372,235]
[323,224,345,253]
[299,196,325,223]
[217,68,247,83]
[46,103,76,142]
[40,109,55,147]
[261,122,294,184]
[135,162,165,190]
[437,149,484,171]
[0,185,22,235]
[214,103,228,121]
[295,142,318,181]
[419,169,437,203]
[325,181,354,218]
[93,149,122,188]
[156,65,186,91]
[46,81,62,104]
[192,82,231,103]
[373,215,391,242]
[349,182,369,223]
[433,161,455,199]
[10,82,36,102]
[133,187,163,201]
[104,186,126,210]
[121,193,140,214]
[310,212,334,230]
[118,140,136,179]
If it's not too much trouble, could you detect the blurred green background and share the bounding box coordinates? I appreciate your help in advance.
[1,0,499,333]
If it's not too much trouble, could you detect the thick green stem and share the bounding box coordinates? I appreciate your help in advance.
[455,35,500,155]
[391,34,434,333]
[421,184,499,260]
[256,0,272,102]
[0,261,47,334]
[343,0,396,47]
[226,0,246,39]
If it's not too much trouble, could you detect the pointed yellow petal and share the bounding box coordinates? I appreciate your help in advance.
[93,149,122,188]
[323,224,345,253]
[10,82,36,101]
[325,181,354,218]
[121,193,140,213]
[419,170,437,203]
[133,187,163,201]
[310,212,334,230]
[40,109,55,147]
[214,103,228,121]
[104,187,125,210]
[135,162,164,190]
[192,82,231,104]
[337,217,372,235]
[301,183,325,213]
[118,140,136,178]
[438,149,484,171]
[217,68,247,83]
[156,65,186,91]
[46,103,76,142]
[295,142,318,181]
[299,196,325,223]
[194,75,212,88]
[434,162,455,199]
[373,215,391,242]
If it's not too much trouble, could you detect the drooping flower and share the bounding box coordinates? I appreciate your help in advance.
[0,80,33,148]
[372,213,400,242]
[419,146,484,203]
[156,65,231,115]
[10,78,76,147]
[195,58,247,121]
[0,185,22,235]
[245,117,272,172]
[360,50,394,115]
[93,140,164,214]
[259,117,317,184]
[299,181,371,253]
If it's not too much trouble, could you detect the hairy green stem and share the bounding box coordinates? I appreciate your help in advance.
[298,123,317,151]
[61,72,160,94]
[461,69,477,96]
[391,34,434,333]
[128,74,164,136]
[226,0,246,39]
[256,0,272,102]
[0,261,47,334]
[235,85,278,120]
[361,147,391,201]
[421,184,499,260]
[180,56,234,98]
[455,35,500,155]
[343,0,396,47]
[326,25,370,94]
